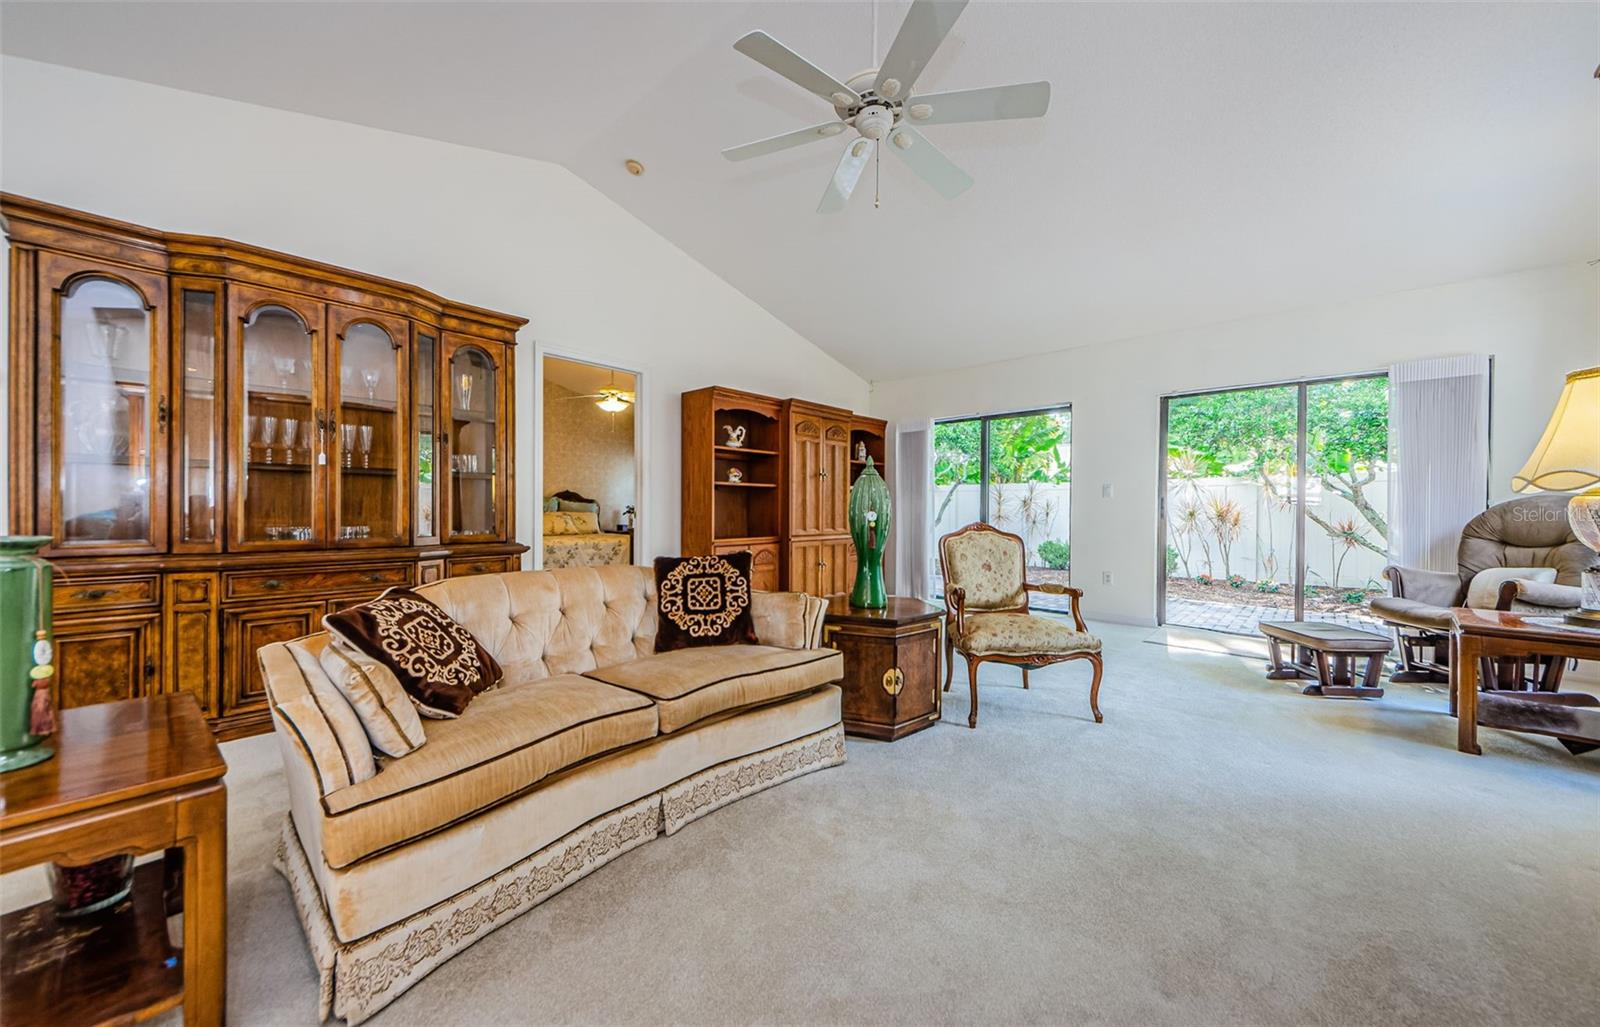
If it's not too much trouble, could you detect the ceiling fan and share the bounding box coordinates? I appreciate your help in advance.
[721,0,1050,212]
[556,369,635,414]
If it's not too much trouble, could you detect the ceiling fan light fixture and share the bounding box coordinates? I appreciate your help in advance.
[830,91,855,107]
[908,103,932,121]
[818,123,845,136]
[596,389,631,413]
[850,139,871,159]
[879,77,903,99]
[892,131,913,150]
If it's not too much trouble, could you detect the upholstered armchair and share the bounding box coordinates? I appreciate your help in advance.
[938,522,1104,729]
[1372,493,1586,688]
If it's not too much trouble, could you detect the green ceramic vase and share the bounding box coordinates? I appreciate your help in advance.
[0,536,54,773]
[848,458,891,609]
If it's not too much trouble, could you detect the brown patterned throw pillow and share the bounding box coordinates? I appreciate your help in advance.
[323,587,502,717]
[654,553,758,652]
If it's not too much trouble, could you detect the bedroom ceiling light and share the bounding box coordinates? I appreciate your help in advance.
[596,388,631,413]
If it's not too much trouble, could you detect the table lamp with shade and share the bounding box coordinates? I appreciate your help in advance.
[1513,365,1600,624]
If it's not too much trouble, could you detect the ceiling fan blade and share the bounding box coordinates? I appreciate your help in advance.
[908,81,1050,125]
[886,126,973,199]
[818,140,875,214]
[734,31,861,107]
[875,0,969,101]
[722,121,846,162]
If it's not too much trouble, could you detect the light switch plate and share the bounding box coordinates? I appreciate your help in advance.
[1101,483,1114,499]
[1101,571,1113,585]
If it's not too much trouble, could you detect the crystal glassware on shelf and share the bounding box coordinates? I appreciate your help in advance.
[259,415,279,465]
[362,369,381,401]
[357,424,373,469]
[246,415,260,462]
[340,424,356,468]
[457,373,474,413]
[279,418,301,465]
[273,355,297,389]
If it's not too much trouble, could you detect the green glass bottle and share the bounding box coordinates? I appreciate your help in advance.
[848,458,891,609]
[0,536,54,773]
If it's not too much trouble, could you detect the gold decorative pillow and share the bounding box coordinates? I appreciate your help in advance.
[323,587,501,718]
[653,553,758,652]
[544,510,600,536]
[318,638,431,755]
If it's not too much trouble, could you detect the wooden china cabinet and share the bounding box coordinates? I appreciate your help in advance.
[5,195,527,739]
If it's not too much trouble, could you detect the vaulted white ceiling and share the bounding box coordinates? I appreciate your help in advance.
[3,2,1595,382]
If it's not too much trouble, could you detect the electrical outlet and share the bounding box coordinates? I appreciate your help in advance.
[1101,571,1113,586]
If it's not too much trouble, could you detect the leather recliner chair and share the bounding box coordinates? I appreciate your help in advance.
[1371,493,1586,686]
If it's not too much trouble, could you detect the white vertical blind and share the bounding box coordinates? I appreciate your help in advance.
[891,419,933,599]
[1388,355,1491,571]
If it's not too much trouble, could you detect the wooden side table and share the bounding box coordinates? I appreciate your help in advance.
[0,693,228,1025]
[1450,608,1600,755]
[823,596,944,740]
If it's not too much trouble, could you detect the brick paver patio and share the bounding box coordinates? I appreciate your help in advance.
[1166,596,1383,636]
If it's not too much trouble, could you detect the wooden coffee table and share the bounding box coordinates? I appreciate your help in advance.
[1259,620,1392,698]
[0,692,227,1025]
[1450,607,1600,755]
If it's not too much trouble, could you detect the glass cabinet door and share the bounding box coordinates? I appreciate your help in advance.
[41,256,168,553]
[174,282,223,550]
[329,307,408,546]
[443,339,505,541]
[414,329,440,543]
[231,288,324,549]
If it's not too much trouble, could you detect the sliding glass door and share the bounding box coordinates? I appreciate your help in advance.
[932,407,1072,613]
[1160,374,1388,634]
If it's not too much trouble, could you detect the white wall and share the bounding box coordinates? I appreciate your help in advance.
[0,57,869,562]
[873,262,1599,625]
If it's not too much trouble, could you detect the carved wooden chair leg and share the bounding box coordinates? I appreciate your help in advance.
[1021,667,1030,689]
[943,631,955,692]
[1087,654,1104,723]
[966,653,982,728]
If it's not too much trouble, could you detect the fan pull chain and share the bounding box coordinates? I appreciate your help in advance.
[874,143,881,208]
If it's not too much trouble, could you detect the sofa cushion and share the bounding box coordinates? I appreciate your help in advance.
[653,553,758,652]
[324,587,503,717]
[318,638,430,756]
[582,645,843,733]
[319,674,658,868]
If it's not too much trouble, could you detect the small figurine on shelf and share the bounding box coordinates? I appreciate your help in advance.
[856,441,868,462]
[621,505,635,533]
[727,467,744,483]
[722,424,746,448]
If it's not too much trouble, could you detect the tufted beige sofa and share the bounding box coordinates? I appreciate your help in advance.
[260,565,845,1024]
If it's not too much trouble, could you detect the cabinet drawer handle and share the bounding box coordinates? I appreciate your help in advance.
[156,396,170,433]
[261,579,284,590]
[365,572,386,582]
[144,657,156,680]
[74,588,113,601]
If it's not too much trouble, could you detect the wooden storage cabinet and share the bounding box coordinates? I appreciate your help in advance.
[715,541,780,592]
[447,555,520,578]
[5,194,529,738]
[52,613,162,710]
[683,388,877,599]
[223,601,326,724]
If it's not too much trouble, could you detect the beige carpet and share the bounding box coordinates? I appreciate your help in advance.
[6,621,1598,1025]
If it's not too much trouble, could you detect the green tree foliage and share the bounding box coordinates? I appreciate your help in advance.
[1165,379,1389,556]
[933,414,1070,526]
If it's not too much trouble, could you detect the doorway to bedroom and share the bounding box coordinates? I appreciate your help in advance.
[541,355,639,568]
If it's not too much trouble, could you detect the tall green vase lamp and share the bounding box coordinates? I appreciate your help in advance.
[849,457,891,609]
[1513,366,1600,625]
[0,536,57,772]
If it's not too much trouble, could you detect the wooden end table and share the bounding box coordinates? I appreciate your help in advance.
[823,596,944,740]
[1450,607,1600,755]
[0,693,228,1024]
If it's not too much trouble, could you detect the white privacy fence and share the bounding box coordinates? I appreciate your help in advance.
[1166,473,1391,590]
[928,474,1391,589]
